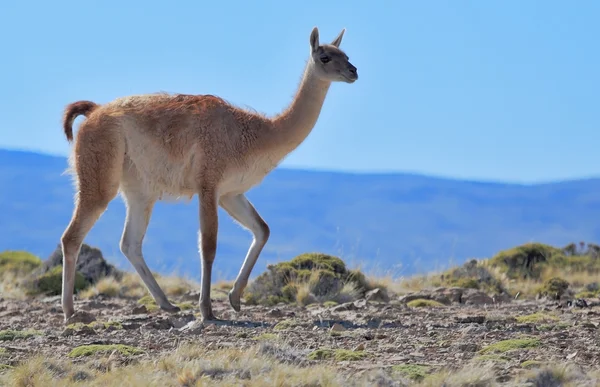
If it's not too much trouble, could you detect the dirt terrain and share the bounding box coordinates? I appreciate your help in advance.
[2,287,600,386]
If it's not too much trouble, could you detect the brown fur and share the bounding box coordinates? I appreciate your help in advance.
[62,101,99,142]
[59,27,358,323]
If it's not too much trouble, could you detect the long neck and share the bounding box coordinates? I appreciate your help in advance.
[270,60,331,155]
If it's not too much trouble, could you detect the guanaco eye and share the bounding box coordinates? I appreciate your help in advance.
[320,55,331,63]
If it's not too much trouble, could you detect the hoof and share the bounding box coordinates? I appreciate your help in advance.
[228,290,241,313]
[160,303,181,313]
[201,315,222,323]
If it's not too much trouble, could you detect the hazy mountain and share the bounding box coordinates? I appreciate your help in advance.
[2,148,599,281]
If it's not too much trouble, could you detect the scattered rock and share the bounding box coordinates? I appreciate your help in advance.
[330,323,346,332]
[66,310,96,325]
[354,299,368,309]
[332,302,358,312]
[432,287,463,304]
[169,314,195,329]
[267,308,284,318]
[180,321,204,335]
[44,243,123,285]
[142,318,173,330]
[454,315,486,324]
[61,328,75,337]
[462,288,494,305]
[398,292,432,304]
[353,343,365,351]
[131,305,147,315]
[399,287,495,306]
[365,288,389,303]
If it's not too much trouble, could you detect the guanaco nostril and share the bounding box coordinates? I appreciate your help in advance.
[349,66,357,74]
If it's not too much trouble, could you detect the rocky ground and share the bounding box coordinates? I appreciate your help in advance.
[2,285,600,386]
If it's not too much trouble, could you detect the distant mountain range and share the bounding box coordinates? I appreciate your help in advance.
[2,148,599,281]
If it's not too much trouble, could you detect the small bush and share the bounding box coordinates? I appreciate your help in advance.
[68,344,144,358]
[0,251,42,276]
[26,266,88,296]
[273,319,301,331]
[438,259,507,295]
[488,243,561,280]
[516,312,559,324]
[0,329,42,341]
[392,364,430,381]
[407,299,445,308]
[479,338,541,354]
[244,252,383,306]
[537,277,570,300]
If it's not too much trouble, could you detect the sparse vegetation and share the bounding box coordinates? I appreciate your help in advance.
[3,243,600,386]
[0,329,42,341]
[407,299,445,308]
[516,312,559,324]
[307,348,368,361]
[392,364,430,381]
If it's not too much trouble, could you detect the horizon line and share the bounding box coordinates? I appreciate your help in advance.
[2,145,600,187]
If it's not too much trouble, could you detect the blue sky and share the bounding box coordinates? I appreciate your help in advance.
[1,1,598,183]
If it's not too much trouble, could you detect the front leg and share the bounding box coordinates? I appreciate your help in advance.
[198,187,219,321]
[219,193,270,312]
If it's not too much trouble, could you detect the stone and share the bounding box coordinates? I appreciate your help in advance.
[66,310,96,325]
[180,321,204,335]
[332,302,358,312]
[131,305,148,315]
[43,243,123,285]
[170,314,196,329]
[365,288,390,303]
[330,323,346,332]
[462,289,494,306]
[454,315,486,324]
[267,308,284,318]
[142,317,173,330]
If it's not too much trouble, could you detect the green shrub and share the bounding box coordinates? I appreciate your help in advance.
[68,344,144,358]
[407,299,445,308]
[0,329,42,341]
[488,242,600,280]
[0,250,42,276]
[479,338,541,354]
[26,266,88,296]
[244,252,383,306]
[439,259,506,294]
[488,243,560,280]
[536,277,570,299]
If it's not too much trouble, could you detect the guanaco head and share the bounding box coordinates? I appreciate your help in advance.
[309,27,358,84]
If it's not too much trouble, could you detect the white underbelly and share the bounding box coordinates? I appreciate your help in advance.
[219,159,276,196]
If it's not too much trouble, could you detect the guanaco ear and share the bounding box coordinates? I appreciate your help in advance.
[330,28,345,48]
[310,27,320,52]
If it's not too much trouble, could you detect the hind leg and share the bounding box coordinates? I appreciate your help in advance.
[119,189,179,313]
[61,124,124,322]
[61,197,111,321]
[219,193,270,313]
